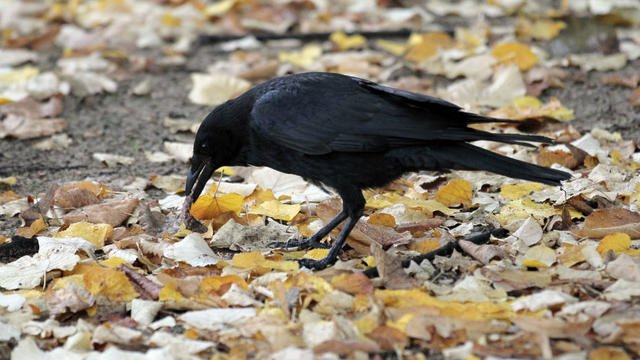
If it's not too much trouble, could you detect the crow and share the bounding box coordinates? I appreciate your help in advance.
[183,72,571,270]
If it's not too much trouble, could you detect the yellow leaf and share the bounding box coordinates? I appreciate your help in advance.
[200,275,248,292]
[517,18,566,40]
[367,213,396,227]
[216,166,235,176]
[15,216,47,238]
[362,255,376,267]
[330,31,367,50]
[405,32,453,62]
[0,66,39,85]
[100,257,129,269]
[435,179,472,207]
[496,198,558,225]
[159,283,185,302]
[303,248,329,260]
[232,252,299,272]
[366,193,457,215]
[376,289,513,321]
[410,239,440,254]
[596,232,640,256]
[492,41,539,71]
[519,245,556,268]
[0,97,13,105]
[249,199,301,221]
[501,182,546,200]
[184,328,199,340]
[375,39,406,56]
[76,263,138,301]
[279,44,322,68]
[630,183,640,206]
[55,222,113,249]
[0,176,17,186]
[161,12,181,27]
[190,193,244,220]
[204,0,236,16]
[173,223,192,238]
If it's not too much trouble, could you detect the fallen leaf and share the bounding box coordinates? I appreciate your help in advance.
[574,208,640,239]
[232,252,298,272]
[278,44,322,68]
[190,193,244,220]
[492,41,539,71]
[63,198,139,226]
[405,32,453,62]
[516,18,566,40]
[55,222,113,249]
[163,233,221,267]
[597,232,640,256]
[188,72,251,106]
[330,31,367,50]
[489,96,574,122]
[249,199,301,221]
[589,347,632,360]
[500,182,546,200]
[92,153,134,166]
[75,263,139,302]
[330,272,374,295]
[435,179,472,207]
[517,245,557,268]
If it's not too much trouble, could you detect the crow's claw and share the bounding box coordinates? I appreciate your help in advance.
[268,238,331,250]
[298,257,332,271]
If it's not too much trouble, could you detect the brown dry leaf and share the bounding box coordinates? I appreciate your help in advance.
[63,198,139,226]
[492,41,539,71]
[537,149,580,169]
[602,74,640,88]
[366,325,408,351]
[557,244,587,267]
[0,114,66,139]
[630,88,640,107]
[54,186,100,209]
[458,240,506,265]
[481,268,552,291]
[513,316,591,338]
[330,272,374,296]
[435,179,472,207]
[573,208,640,239]
[371,242,419,290]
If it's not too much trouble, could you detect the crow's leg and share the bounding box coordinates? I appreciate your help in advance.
[268,211,347,249]
[298,188,364,270]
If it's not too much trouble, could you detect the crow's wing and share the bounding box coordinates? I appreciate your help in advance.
[249,75,549,155]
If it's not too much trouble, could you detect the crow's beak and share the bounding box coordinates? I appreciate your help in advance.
[185,159,216,202]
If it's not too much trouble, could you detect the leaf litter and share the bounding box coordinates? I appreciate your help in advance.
[1,0,640,359]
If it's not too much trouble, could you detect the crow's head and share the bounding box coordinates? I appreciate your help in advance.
[185,106,241,202]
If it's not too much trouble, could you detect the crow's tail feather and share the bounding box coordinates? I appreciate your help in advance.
[400,143,572,186]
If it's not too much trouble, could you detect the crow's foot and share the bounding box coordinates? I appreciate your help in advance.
[268,238,331,250]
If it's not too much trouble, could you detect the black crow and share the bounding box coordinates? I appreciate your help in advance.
[183,72,571,270]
